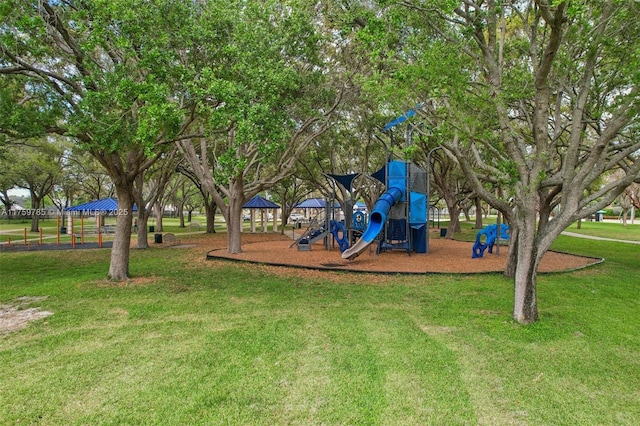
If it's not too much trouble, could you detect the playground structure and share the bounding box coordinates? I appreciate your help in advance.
[292,106,429,261]
[472,223,510,258]
[293,205,368,252]
[294,217,331,252]
[342,160,427,260]
[292,160,428,260]
[293,198,349,252]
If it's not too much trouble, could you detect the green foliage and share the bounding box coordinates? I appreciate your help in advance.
[1,0,194,156]
[0,76,63,142]
[2,139,63,192]
[189,0,331,188]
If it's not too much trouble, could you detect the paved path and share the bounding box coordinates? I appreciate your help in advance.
[561,231,640,245]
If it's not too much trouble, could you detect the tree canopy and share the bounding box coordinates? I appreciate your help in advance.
[2,1,640,324]
[347,0,640,322]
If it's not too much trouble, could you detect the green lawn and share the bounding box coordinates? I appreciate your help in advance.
[1,228,639,425]
[565,220,640,242]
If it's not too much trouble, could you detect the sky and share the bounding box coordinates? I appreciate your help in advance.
[7,188,30,198]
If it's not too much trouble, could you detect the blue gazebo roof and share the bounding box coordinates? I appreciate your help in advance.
[295,198,340,209]
[295,198,327,209]
[66,197,138,213]
[243,195,280,209]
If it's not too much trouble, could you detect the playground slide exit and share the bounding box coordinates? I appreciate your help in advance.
[341,187,403,260]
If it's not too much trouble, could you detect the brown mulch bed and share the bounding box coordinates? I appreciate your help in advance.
[195,230,601,275]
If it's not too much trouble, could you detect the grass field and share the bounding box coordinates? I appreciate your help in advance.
[565,220,640,241]
[1,222,639,425]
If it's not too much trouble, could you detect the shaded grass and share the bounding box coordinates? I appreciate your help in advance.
[1,233,639,425]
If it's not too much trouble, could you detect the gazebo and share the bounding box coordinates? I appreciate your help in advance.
[65,197,138,215]
[243,195,280,232]
[64,198,138,245]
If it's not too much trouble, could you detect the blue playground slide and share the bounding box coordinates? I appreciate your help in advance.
[341,187,403,260]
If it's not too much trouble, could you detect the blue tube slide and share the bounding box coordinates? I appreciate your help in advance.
[341,187,403,260]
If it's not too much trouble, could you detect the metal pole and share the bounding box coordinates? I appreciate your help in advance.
[425,146,442,254]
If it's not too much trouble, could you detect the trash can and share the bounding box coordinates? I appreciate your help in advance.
[154,233,162,244]
[595,211,605,222]
[60,227,67,234]
[297,222,301,229]
[440,228,448,237]
[149,225,155,232]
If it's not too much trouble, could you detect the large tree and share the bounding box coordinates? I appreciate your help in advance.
[1,0,201,279]
[176,0,346,254]
[344,0,640,322]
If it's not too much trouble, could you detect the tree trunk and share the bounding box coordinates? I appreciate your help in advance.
[204,200,216,233]
[446,205,461,238]
[463,207,471,222]
[178,202,185,228]
[135,196,150,250]
[474,197,483,229]
[443,190,462,238]
[134,174,150,249]
[154,202,163,232]
[512,214,539,324]
[219,174,247,252]
[137,210,149,249]
[108,188,134,281]
[30,215,40,233]
[0,190,12,213]
[227,200,243,253]
[29,192,41,232]
[504,226,518,278]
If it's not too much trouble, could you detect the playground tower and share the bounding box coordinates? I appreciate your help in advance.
[341,159,427,260]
